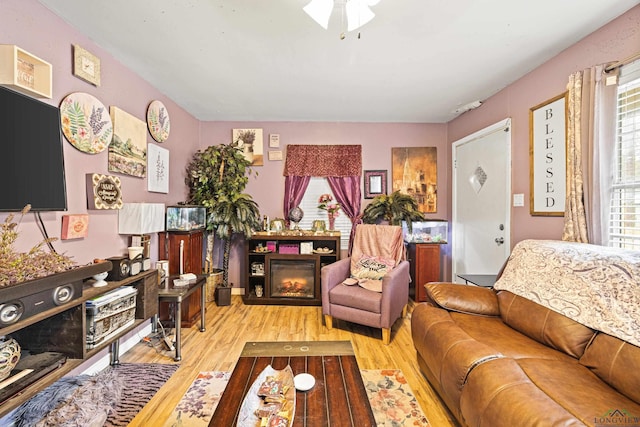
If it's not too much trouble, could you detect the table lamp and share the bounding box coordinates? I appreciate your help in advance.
[118,203,165,260]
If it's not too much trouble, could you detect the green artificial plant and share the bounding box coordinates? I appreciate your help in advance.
[361,191,425,232]
[185,141,260,287]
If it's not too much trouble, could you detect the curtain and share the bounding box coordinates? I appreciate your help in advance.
[327,176,362,254]
[562,66,617,244]
[283,176,311,225]
[283,145,362,249]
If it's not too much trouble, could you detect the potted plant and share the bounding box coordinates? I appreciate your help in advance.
[185,141,260,304]
[361,191,425,232]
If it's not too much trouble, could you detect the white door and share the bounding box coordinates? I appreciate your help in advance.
[452,119,511,280]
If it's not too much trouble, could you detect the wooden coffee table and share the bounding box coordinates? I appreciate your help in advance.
[209,347,376,426]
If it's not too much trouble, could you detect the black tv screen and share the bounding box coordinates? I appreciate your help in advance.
[0,86,67,212]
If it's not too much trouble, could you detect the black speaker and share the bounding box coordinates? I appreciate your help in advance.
[0,281,83,326]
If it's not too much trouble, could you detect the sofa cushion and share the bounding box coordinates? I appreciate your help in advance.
[460,358,585,427]
[329,283,381,313]
[498,291,596,358]
[450,312,577,362]
[580,333,640,404]
[426,283,500,316]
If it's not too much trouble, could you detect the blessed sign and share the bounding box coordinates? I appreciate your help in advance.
[530,93,567,216]
[86,173,123,210]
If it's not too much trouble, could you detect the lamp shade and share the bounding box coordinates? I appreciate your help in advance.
[118,203,165,234]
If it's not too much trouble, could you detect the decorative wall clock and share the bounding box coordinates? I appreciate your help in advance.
[73,45,101,86]
[60,92,113,154]
[147,100,170,142]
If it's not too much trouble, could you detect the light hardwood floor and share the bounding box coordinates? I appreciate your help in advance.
[121,296,458,426]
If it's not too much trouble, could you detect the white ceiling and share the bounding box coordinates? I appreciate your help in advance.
[39,0,639,123]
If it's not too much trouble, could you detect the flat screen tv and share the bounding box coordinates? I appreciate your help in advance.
[0,86,67,211]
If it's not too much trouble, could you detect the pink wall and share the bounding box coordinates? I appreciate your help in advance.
[2,1,639,288]
[0,0,201,266]
[199,121,447,287]
[447,5,640,248]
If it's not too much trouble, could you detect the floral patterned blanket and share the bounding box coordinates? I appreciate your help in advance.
[494,239,640,347]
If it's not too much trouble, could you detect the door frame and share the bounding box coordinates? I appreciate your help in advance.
[451,118,512,281]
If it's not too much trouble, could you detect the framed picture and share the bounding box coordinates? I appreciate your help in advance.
[364,170,387,199]
[147,143,169,193]
[529,92,567,216]
[109,106,147,178]
[233,128,264,166]
[73,45,101,86]
[391,147,438,213]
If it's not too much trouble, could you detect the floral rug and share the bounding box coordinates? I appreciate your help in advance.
[163,369,429,427]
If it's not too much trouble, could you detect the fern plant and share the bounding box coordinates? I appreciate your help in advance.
[361,191,424,232]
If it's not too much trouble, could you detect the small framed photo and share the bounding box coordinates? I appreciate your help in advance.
[364,170,387,199]
[269,133,280,148]
[300,241,313,254]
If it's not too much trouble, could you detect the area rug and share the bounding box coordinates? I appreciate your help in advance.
[4,363,178,427]
[164,369,429,427]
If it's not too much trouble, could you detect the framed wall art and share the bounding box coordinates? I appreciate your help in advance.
[86,173,123,210]
[233,128,264,166]
[73,45,101,86]
[392,147,438,213]
[147,142,169,193]
[60,92,113,154]
[529,92,567,216]
[108,106,147,178]
[147,100,170,142]
[364,170,387,199]
[61,214,89,240]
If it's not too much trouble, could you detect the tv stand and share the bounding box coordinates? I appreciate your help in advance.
[0,266,158,418]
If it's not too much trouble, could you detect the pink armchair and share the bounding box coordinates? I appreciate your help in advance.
[321,224,410,344]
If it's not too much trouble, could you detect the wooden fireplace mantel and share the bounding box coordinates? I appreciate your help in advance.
[243,232,341,305]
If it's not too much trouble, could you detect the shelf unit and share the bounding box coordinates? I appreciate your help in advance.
[243,232,341,306]
[0,45,52,98]
[0,267,158,417]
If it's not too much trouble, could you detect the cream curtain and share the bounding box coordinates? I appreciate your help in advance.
[562,65,617,244]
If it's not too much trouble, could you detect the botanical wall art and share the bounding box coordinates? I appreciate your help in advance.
[147,143,169,193]
[60,92,113,154]
[108,106,147,178]
[233,128,264,166]
[146,100,170,143]
[391,147,438,213]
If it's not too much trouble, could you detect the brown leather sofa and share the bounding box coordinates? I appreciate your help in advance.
[411,282,640,426]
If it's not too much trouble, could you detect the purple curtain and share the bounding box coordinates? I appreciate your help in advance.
[283,175,311,224]
[327,176,362,255]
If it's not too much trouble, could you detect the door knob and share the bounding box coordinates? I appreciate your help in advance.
[495,237,504,245]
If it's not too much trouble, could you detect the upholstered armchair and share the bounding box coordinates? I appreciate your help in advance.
[321,224,410,344]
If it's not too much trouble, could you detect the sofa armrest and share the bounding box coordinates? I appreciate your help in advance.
[321,258,351,313]
[425,283,500,316]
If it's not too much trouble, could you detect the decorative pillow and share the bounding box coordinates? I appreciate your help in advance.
[351,255,395,280]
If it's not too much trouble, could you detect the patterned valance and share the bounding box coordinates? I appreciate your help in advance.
[284,145,362,177]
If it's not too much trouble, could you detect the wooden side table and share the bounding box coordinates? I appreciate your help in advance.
[156,275,206,361]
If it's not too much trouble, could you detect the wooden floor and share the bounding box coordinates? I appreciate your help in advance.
[121,296,459,426]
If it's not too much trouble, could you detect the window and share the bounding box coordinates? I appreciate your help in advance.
[298,177,352,249]
[610,60,640,249]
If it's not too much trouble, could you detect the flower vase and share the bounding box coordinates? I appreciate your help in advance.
[328,216,335,231]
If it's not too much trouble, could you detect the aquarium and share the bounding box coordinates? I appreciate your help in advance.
[402,220,448,243]
[166,205,206,231]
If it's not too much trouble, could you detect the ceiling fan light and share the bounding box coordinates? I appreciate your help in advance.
[303,0,334,30]
[345,0,376,32]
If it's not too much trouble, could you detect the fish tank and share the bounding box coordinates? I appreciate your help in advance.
[166,205,206,231]
[402,220,448,243]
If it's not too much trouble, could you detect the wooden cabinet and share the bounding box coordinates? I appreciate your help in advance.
[407,243,443,302]
[158,230,203,327]
[0,267,158,417]
[243,233,341,305]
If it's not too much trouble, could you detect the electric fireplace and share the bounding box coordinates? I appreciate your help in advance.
[270,258,316,299]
